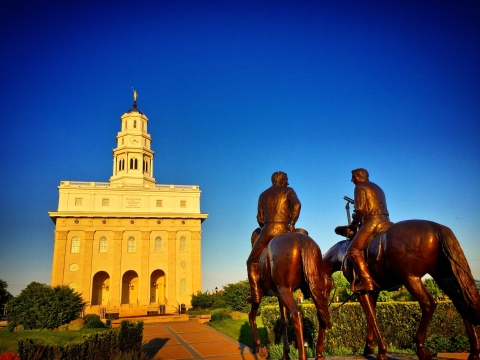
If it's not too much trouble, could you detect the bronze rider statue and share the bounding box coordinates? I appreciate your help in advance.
[347,168,390,292]
[246,171,301,303]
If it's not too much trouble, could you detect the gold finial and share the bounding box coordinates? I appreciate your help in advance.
[132,88,138,108]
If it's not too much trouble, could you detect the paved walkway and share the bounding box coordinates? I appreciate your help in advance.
[142,319,258,359]
[141,319,458,360]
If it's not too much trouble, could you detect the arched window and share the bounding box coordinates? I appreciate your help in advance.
[121,159,125,170]
[128,236,136,252]
[133,120,137,128]
[99,237,107,253]
[71,237,80,253]
[155,236,163,252]
[134,158,138,169]
[180,279,187,295]
[130,158,134,169]
[146,161,148,173]
[180,236,187,252]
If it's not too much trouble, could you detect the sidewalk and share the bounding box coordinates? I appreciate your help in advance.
[142,319,258,359]
[141,319,454,360]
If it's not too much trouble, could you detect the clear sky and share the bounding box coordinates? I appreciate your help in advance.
[0,0,479,296]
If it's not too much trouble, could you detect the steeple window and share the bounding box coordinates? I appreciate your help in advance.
[129,158,138,170]
[133,120,137,128]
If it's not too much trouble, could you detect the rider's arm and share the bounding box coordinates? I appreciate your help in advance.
[256,198,264,227]
[288,188,301,227]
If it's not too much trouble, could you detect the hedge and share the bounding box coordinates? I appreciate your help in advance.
[260,301,471,353]
[17,320,143,360]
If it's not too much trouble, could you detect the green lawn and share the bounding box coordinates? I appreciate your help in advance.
[0,327,109,354]
[207,317,267,348]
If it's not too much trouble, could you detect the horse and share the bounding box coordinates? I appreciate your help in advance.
[249,228,332,360]
[322,219,480,360]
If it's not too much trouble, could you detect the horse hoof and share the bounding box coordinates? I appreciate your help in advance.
[258,345,268,359]
[364,345,375,356]
[376,354,387,360]
[468,353,480,360]
[416,347,433,360]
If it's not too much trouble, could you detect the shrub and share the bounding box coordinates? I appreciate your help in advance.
[261,301,470,354]
[210,308,233,321]
[68,318,85,330]
[6,282,85,330]
[229,311,248,320]
[83,314,104,328]
[84,317,105,329]
[58,324,69,331]
[17,320,143,359]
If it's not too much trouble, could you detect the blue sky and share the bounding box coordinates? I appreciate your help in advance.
[0,0,479,296]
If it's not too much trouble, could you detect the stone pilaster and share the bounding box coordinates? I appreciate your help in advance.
[140,231,150,304]
[110,231,123,306]
[51,230,68,287]
[191,231,202,294]
[81,231,94,304]
[167,231,177,307]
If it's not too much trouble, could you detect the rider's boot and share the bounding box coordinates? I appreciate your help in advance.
[349,252,375,293]
[246,262,261,304]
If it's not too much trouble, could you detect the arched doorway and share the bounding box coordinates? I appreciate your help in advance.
[91,271,110,306]
[150,270,166,304]
[121,270,138,305]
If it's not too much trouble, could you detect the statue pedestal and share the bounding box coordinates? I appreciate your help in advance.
[437,353,468,359]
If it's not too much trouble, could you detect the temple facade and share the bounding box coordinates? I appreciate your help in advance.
[48,96,208,316]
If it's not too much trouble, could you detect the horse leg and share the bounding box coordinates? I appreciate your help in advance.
[278,288,307,360]
[402,276,437,360]
[248,302,263,355]
[362,291,379,356]
[278,299,290,360]
[357,292,387,360]
[463,318,480,360]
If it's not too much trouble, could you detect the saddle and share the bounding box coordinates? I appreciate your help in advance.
[336,221,394,290]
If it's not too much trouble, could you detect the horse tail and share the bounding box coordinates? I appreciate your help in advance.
[300,237,331,329]
[434,223,480,325]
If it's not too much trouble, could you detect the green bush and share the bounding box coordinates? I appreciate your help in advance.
[83,314,104,329]
[68,318,85,330]
[17,320,143,359]
[6,282,85,330]
[261,301,472,354]
[210,308,233,321]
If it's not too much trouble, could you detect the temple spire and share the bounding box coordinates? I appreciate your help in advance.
[132,88,138,108]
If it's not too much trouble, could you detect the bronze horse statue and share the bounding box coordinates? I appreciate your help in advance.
[249,228,331,360]
[322,220,480,360]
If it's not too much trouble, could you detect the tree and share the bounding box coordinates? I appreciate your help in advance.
[191,290,214,308]
[0,279,13,315]
[7,282,86,330]
[221,280,251,313]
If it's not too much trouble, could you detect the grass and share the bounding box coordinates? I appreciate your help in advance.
[207,317,267,348]
[0,327,109,354]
